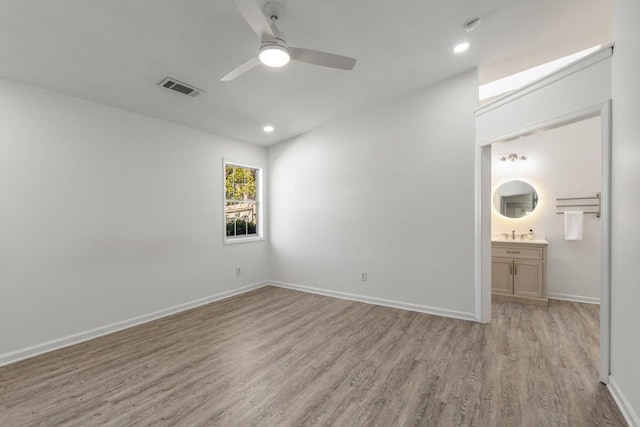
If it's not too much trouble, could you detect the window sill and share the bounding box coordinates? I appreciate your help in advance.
[224,236,265,245]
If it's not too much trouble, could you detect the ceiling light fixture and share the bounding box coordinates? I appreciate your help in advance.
[499,153,527,162]
[263,125,275,133]
[453,42,470,54]
[258,44,290,67]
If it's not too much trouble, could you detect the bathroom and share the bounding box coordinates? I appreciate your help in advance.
[491,116,602,305]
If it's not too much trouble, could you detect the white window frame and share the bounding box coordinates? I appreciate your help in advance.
[223,159,264,244]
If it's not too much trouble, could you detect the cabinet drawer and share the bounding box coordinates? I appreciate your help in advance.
[492,245,543,260]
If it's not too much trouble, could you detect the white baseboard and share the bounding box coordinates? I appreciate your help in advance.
[608,375,640,427]
[547,292,600,305]
[0,281,269,368]
[269,281,476,321]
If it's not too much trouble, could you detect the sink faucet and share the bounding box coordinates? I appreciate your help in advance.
[512,228,515,240]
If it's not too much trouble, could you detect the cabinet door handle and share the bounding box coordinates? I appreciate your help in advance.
[514,265,518,275]
[510,264,513,275]
[507,251,521,254]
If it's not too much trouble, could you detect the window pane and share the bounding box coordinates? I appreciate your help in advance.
[246,168,257,201]
[225,201,257,237]
[225,165,257,202]
[234,182,246,200]
[225,166,234,200]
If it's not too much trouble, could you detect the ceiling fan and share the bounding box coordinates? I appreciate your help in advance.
[221,0,357,81]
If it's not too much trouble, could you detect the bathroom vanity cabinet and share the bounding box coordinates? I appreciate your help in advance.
[491,240,548,306]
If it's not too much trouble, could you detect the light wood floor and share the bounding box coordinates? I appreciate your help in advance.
[0,286,626,426]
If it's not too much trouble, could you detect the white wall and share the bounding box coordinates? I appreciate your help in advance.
[610,0,640,423]
[492,117,601,303]
[0,79,268,362]
[268,71,478,318]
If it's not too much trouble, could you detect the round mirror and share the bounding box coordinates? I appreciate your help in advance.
[493,180,538,218]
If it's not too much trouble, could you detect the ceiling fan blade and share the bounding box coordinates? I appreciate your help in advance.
[220,56,261,81]
[233,0,275,41]
[289,47,357,70]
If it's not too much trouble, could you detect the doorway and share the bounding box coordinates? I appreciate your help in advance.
[477,102,612,384]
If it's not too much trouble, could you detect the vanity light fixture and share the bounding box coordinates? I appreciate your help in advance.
[499,153,527,162]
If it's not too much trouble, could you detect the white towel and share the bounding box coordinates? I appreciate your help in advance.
[564,211,583,240]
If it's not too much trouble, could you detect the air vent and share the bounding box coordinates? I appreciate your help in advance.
[157,77,204,97]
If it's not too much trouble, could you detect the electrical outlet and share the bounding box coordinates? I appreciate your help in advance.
[361,271,367,282]
[235,266,241,276]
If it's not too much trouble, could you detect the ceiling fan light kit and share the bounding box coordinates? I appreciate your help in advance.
[221,0,357,81]
[258,44,290,67]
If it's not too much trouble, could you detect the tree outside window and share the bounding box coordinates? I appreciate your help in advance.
[225,163,260,239]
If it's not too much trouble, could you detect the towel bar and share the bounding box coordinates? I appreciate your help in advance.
[556,212,599,215]
[555,193,601,218]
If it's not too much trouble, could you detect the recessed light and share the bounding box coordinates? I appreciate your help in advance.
[453,42,470,54]
[263,125,275,133]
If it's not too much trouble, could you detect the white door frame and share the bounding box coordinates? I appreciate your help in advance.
[475,100,612,384]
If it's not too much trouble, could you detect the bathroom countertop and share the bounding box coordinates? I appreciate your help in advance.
[491,234,549,245]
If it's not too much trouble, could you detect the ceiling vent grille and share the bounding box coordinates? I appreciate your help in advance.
[158,77,204,97]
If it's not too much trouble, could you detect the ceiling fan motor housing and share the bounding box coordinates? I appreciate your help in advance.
[259,4,290,66]
[263,2,284,22]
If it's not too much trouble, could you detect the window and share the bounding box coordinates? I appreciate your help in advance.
[224,162,262,242]
[479,45,601,102]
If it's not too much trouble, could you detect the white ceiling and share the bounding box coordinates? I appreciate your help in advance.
[0,0,611,146]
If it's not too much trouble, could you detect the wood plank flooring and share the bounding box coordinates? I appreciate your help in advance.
[0,286,626,426]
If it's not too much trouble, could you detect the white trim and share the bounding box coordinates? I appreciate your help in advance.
[475,44,614,117]
[474,142,482,322]
[599,100,613,384]
[224,236,266,244]
[0,281,269,368]
[269,281,476,322]
[546,293,600,305]
[476,143,492,323]
[608,376,640,427]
